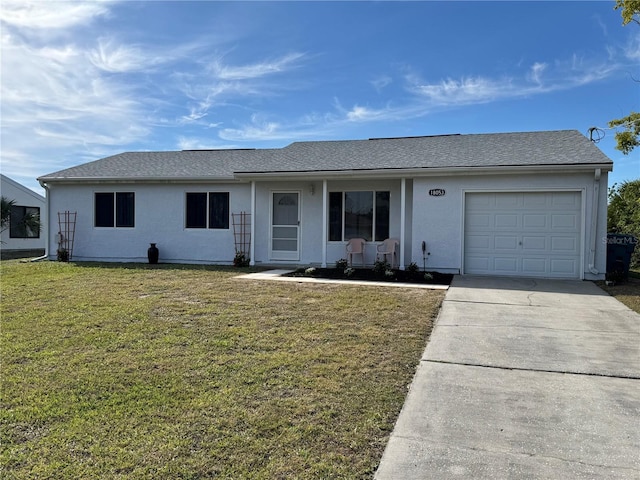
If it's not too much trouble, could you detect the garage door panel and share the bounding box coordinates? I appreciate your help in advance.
[467,214,491,227]
[551,214,578,229]
[522,258,547,273]
[466,256,490,271]
[522,236,546,250]
[551,259,577,275]
[495,193,520,208]
[494,257,518,272]
[495,214,518,228]
[465,192,581,279]
[523,214,546,228]
[551,236,577,251]
[495,236,518,250]
[523,193,548,207]
[466,235,491,249]
[552,192,580,207]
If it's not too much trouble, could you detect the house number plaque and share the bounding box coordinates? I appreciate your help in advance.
[429,188,446,197]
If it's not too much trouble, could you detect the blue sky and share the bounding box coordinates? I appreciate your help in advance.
[1,1,639,195]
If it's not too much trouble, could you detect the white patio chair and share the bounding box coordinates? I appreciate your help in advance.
[346,238,366,267]
[376,238,399,269]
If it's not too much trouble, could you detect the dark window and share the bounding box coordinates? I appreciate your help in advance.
[328,192,343,241]
[186,193,207,228]
[95,192,134,227]
[95,193,115,227]
[328,191,390,242]
[9,206,40,238]
[375,191,390,241]
[344,191,373,240]
[116,192,135,227]
[186,192,230,229]
[209,192,229,229]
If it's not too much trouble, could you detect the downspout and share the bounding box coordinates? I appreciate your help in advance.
[321,179,327,268]
[588,169,601,275]
[399,178,406,270]
[249,181,256,266]
[32,179,50,262]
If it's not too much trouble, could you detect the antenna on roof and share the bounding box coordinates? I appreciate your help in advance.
[587,127,604,144]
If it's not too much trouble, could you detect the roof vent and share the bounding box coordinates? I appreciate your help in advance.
[368,134,461,141]
[181,148,257,152]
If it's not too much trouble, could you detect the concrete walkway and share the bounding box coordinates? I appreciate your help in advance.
[375,276,640,479]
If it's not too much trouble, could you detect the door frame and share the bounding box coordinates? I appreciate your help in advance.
[269,190,301,261]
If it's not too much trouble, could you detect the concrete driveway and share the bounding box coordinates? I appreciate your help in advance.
[375,276,640,479]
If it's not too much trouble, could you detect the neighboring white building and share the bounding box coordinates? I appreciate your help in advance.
[38,130,612,279]
[1,174,46,254]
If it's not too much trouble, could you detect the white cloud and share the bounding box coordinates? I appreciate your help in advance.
[409,76,514,106]
[218,113,331,142]
[177,136,236,151]
[0,10,151,181]
[345,105,388,122]
[0,0,113,31]
[371,75,392,92]
[210,53,306,80]
[88,38,148,73]
[219,118,282,141]
[527,62,547,85]
[624,33,640,61]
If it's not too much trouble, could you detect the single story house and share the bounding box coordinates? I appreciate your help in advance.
[1,174,46,255]
[37,130,612,279]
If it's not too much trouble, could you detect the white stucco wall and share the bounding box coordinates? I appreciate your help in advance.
[44,170,608,279]
[47,182,251,263]
[410,171,608,279]
[1,175,46,251]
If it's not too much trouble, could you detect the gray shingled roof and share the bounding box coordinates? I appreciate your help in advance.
[38,130,612,182]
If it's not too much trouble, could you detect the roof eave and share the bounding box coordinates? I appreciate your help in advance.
[233,163,614,180]
[37,175,240,185]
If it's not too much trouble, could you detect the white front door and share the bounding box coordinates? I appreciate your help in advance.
[271,191,300,261]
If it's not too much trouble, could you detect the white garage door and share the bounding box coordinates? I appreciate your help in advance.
[464,192,582,278]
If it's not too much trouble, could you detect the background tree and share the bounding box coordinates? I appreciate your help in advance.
[609,1,640,153]
[1,196,41,242]
[608,180,640,268]
[1,197,15,235]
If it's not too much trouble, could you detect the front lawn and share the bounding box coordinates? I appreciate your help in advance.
[0,261,444,479]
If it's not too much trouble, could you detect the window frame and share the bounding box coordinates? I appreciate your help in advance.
[328,190,390,242]
[9,205,40,238]
[185,191,230,230]
[94,192,135,228]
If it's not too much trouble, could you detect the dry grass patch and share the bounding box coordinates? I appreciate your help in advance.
[597,271,640,314]
[1,261,445,479]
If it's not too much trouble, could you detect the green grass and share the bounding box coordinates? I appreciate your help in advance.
[1,261,445,479]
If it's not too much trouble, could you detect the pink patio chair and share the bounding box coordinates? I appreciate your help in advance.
[376,238,399,268]
[346,238,366,267]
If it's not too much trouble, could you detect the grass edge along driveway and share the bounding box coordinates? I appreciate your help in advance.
[1,261,445,479]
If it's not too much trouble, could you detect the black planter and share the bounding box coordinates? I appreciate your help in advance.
[147,243,159,264]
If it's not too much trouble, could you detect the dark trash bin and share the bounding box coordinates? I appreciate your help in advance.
[606,234,637,280]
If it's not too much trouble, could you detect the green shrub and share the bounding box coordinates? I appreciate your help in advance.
[233,252,250,267]
[372,259,391,276]
[407,262,419,274]
[335,258,348,270]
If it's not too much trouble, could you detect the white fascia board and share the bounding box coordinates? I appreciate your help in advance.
[233,163,614,181]
[38,176,241,186]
